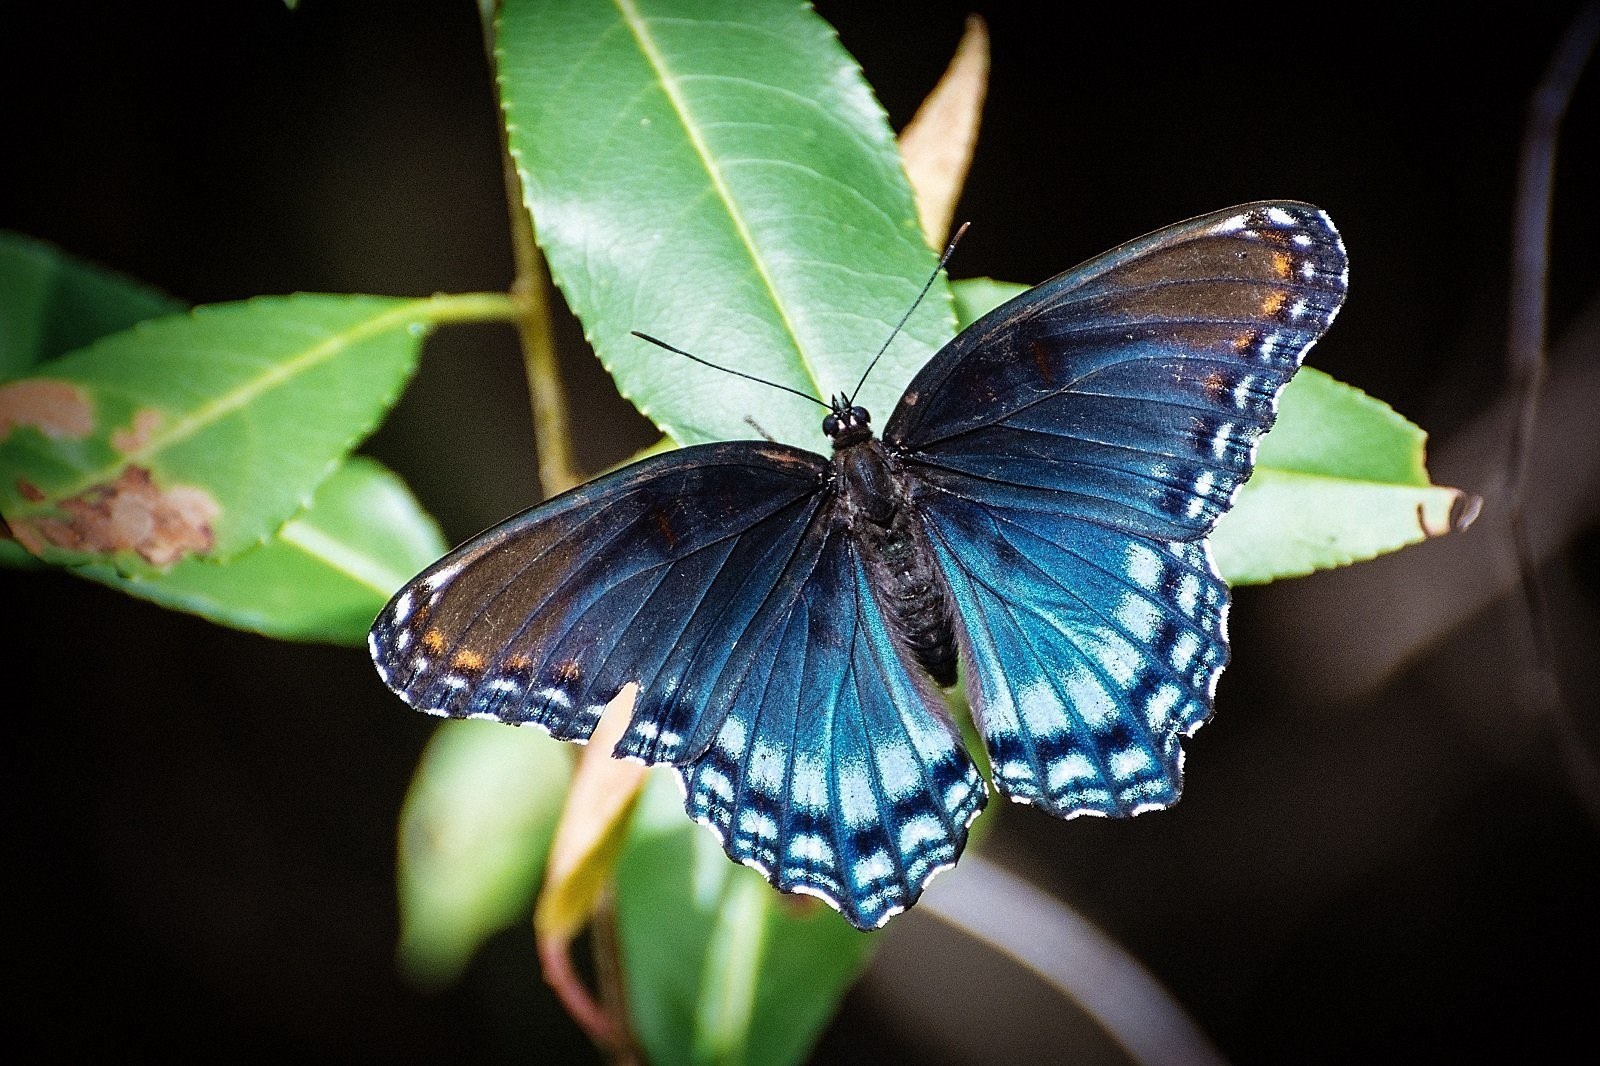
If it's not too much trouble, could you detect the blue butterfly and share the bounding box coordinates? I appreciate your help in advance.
[370,202,1347,930]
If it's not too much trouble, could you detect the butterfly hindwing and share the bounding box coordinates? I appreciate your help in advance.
[679,519,985,928]
[895,202,1347,816]
[920,494,1227,816]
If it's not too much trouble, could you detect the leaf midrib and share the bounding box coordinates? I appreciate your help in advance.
[614,0,825,400]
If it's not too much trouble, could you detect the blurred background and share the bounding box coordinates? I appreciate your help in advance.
[5,1,1597,1061]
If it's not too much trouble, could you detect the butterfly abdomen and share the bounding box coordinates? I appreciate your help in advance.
[837,439,959,687]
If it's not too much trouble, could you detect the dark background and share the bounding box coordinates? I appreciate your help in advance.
[6,1,1598,1062]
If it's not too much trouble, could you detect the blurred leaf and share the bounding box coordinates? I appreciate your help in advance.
[614,773,874,1066]
[73,455,446,644]
[397,718,574,989]
[0,232,184,381]
[535,687,650,942]
[948,278,1473,583]
[0,294,437,572]
[497,0,953,451]
[898,15,989,246]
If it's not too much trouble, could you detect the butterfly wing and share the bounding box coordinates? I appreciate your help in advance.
[890,201,1348,816]
[679,511,986,929]
[370,441,984,929]
[370,442,830,756]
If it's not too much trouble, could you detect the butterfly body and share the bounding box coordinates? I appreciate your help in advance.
[371,202,1349,929]
[830,425,961,687]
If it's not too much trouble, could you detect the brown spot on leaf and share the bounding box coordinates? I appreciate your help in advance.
[0,379,93,441]
[8,465,220,566]
[16,479,45,502]
[111,408,165,453]
[1419,492,1484,538]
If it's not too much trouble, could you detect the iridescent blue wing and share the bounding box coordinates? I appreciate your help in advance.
[370,442,829,754]
[891,202,1347,816]
[679,517,985,929]
[369,442,984,929]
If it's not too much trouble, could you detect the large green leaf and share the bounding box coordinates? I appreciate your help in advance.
[497,0,953,450]
[397,719,574,989]
[948,278,1467,583]
[0,294,438,572]
[0,232,184,381]
[75,455,447,644]
[614,773,874,1066]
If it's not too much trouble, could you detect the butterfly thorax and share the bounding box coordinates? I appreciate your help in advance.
[833,434,959,688]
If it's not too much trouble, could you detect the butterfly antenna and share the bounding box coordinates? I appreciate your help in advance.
[847,221,971,407]
[630,331,830,409]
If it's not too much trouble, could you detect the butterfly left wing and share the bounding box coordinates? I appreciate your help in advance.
[370,442,832,754]
[370,441,984,929]
[890,202,1347,817]
[679,513,985,929]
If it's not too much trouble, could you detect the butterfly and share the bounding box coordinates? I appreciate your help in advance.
[370,202,1348,930]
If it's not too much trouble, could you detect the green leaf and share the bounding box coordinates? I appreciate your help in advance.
[949,276,1026,331]
[0,232,184,382]
[948,278,1469,584]
[497,0,953,450]
[1209,370,1470,583]
[0,294,438,572]
[614,773,874,1066]
[73,455,447,644]
[396,719,575,990]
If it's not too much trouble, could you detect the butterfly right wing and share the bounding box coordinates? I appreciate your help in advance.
[369,441,830,761]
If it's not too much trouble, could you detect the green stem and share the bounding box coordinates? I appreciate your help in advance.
[416,291,523,325]
[498,116,580,497]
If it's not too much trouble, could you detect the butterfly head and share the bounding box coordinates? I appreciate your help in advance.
[823,395,873,449]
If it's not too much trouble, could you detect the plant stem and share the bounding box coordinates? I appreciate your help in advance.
[500,133,581,497]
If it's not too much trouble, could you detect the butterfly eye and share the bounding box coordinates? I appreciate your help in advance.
[850,406,870,425]
[822,413,840,437]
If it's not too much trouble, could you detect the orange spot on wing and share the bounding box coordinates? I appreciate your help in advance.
[1232,329,1258,353]
[452,649,487,671]
[423,629,447,654]
[1261,290,1288,317]
[1271,250,1294,279]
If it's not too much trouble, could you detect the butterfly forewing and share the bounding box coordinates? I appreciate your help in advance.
[889,201,1348,540]
[370,443,828,749]
[895,202,1347,815]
